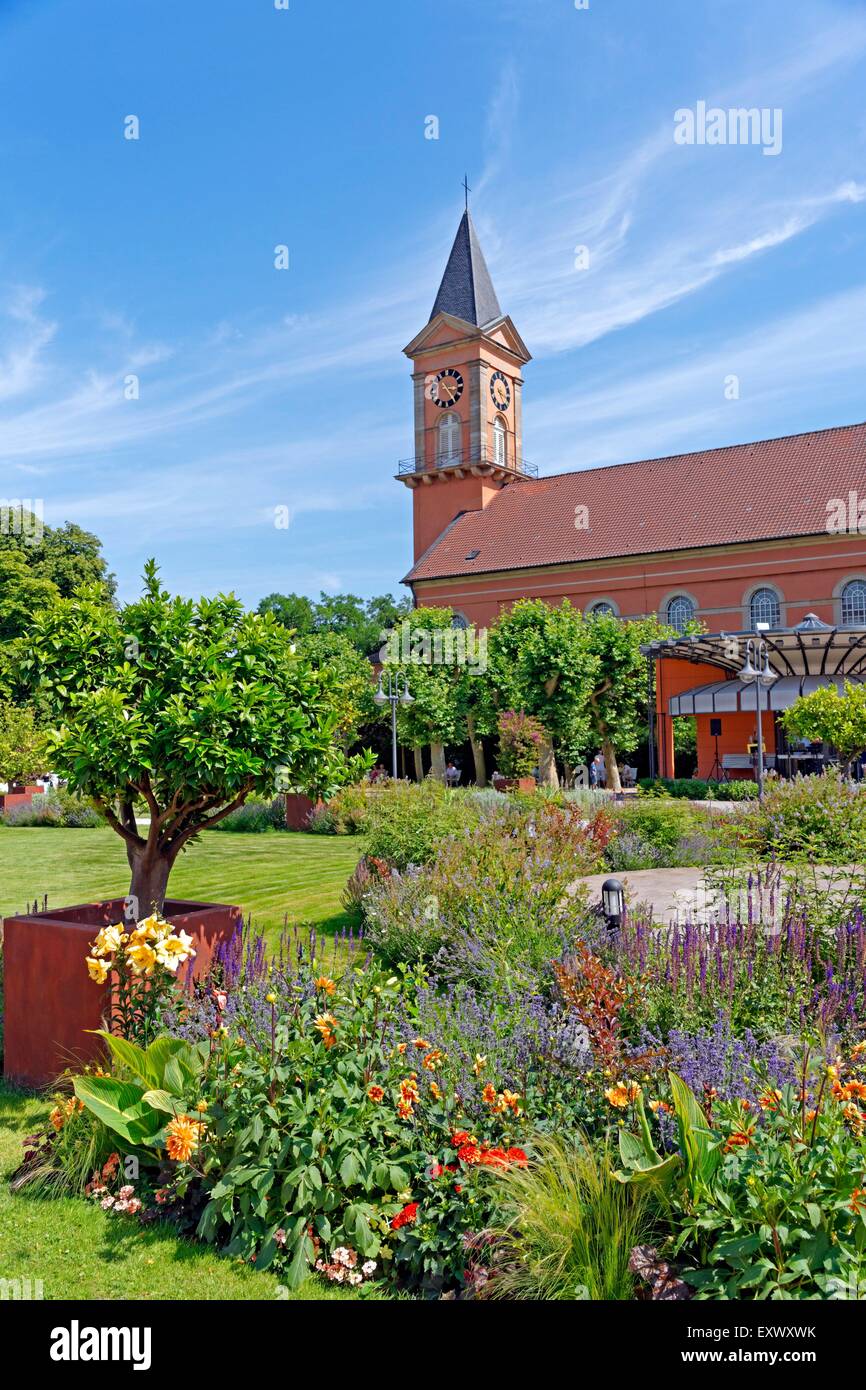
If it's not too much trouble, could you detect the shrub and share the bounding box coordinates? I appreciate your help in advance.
[306,801,337,833]
[362,778,480,870]
[637,777,757,802]
[496,710,545,778]
[209,796,286,833]
[341,855,392,922]
[362,801,611,974]
[713,779,759,802]
[483,1136,651,1300]
[734,772,866,863]
[1,788,104,827]
[604,799,719,869]
[307,781,372,835]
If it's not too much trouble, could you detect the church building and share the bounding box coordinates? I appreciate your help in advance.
[396,209,866,781]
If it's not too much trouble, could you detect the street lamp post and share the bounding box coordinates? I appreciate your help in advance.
[738,638,775,798]
[373,670,413,780]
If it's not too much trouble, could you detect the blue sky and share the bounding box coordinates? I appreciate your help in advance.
[1,0,865,605]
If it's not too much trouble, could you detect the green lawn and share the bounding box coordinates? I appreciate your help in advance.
[0,827,364,945]
[0,1083,384,1301]
[0,827,384,1300]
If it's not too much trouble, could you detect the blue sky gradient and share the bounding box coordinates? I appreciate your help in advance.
[1,0,865,603]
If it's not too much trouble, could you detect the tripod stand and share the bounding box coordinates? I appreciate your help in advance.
[707,732,728,783]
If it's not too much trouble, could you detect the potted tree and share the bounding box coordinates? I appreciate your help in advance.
[495,710,545,793]
[4,563,365,1085]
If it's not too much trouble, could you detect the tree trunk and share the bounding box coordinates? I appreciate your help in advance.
[537,734,559,788]
[413,746,424,782]
[603,740,622,794]
[467,714,487,787]
[126,844,173,919]
[430,742,446,782]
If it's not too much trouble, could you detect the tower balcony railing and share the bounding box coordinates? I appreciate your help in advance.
[396,448,538,478]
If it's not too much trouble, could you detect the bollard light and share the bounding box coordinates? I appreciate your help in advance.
[601,877,625,932]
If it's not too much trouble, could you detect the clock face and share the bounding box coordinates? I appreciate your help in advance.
[430,368,464,409]
[490,370,511,410]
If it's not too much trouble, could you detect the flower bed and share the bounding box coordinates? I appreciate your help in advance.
[14,773,866,1301]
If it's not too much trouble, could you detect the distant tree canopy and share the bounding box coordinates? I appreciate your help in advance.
[0,512,115,705]
[0,513,115,607]
[258,590,412,655]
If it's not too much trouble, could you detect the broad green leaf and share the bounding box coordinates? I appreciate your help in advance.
[73,1074,164,1147]
[284,1235,313,1289]
[92,1031,149,1083]
[340,1152,360,1186]
[668,1071,720,1194]
[612,1152,680,1188]
[141,1088,182,1116]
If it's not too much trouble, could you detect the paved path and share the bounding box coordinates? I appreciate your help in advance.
[579,867,713,924]
[578,865,860,925]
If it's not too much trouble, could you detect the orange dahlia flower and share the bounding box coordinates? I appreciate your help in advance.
[165,1115,202,1163]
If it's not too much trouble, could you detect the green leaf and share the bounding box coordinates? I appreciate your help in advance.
[618,1128,657,1171]
[73,1074,164,1147]
[93,1031,149,1083]
[612,1152,680,1188]
[340,1152,360,1186]
[668,1070,720,1195]
[284,1234,313,1290]
[141,1088,182,1116]
[162,1056,186,1095]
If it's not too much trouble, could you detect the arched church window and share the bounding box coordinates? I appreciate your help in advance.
[749,587,781,629]
[451,612,470,630]
[666,594,695,634]
[587,601,616,617]
[841,579,866,627]
[493,416,507,467]
[438,413,461,463]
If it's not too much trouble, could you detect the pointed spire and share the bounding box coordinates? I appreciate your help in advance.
[429,210,502,327]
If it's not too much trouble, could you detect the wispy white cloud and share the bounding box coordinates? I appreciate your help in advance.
[0,286,56,403]
[529,284,866,472]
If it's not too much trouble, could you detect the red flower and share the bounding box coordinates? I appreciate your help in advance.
[451,1130,471,1147]
[506,1147,529,1165]
[457,1143,482,1165]
[478,1147,509,1168]
[390,1201,419,1230]
[430,1163,443,1178]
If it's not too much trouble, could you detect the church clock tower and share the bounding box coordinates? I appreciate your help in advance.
[396,207,532,562]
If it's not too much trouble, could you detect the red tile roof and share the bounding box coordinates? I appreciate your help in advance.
[406,422,866,583]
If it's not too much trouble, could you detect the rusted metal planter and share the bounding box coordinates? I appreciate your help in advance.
[2,898,241,1088]
[284,793,323,830]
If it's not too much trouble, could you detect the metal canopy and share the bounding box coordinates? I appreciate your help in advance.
[642,614,866,681]
[669,674,856,717]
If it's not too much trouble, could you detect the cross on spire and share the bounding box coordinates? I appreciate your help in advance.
[462,174,471,211]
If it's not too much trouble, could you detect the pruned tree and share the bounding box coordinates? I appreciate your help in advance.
[25,563,368,914]
[486,598,596,786]
[388,607,465,781]
[782,682,866,777]
[578,612,669,793]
